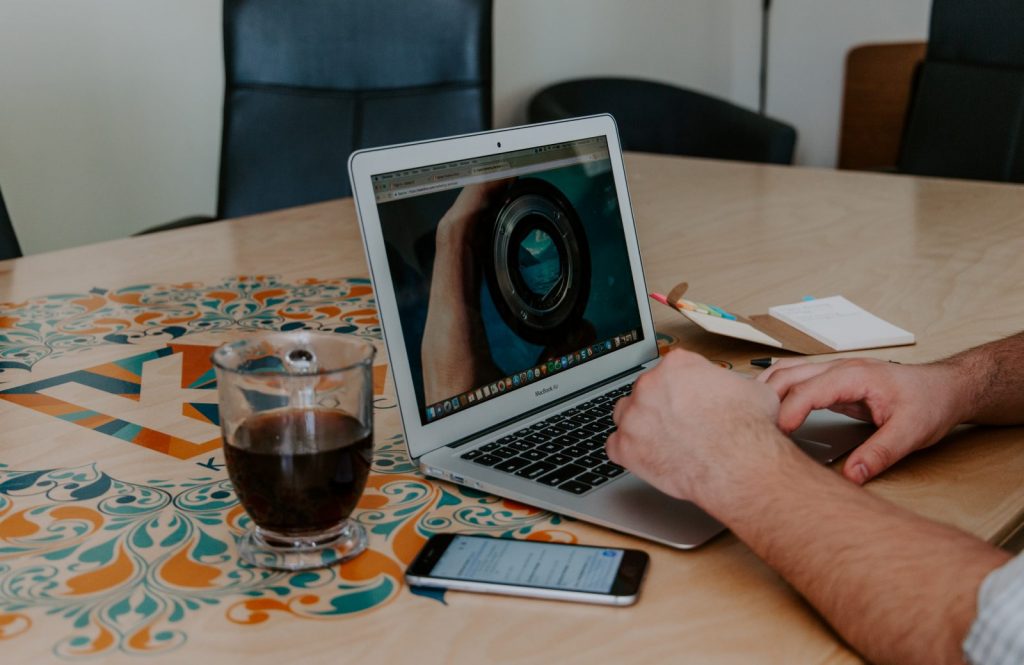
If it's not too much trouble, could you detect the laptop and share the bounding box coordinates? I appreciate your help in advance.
[348,115,870,549]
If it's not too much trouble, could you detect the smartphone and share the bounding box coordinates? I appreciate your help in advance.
[405,533,649,606]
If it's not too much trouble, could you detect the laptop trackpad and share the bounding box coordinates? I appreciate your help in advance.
[792,409,875,464]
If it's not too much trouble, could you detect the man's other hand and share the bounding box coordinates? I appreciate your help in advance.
[758,358,968,485]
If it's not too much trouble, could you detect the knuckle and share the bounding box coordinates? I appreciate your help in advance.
[605,434,627,464]
[840,358,882,375]
[776,408,801,432]
[764,366,793,387]
[843,363,881,388]
[787,380,812,400]
[841,366,868,385]
[866,444,893,470]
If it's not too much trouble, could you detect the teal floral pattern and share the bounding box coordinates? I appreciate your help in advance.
[0,436,574,658]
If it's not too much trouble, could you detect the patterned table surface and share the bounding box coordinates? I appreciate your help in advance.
[0,274,689,662]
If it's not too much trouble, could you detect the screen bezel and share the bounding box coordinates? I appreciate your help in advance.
[405,533,648,597]
[349,115,658,460]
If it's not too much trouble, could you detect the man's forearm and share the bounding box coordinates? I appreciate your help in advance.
[945,332,1024,425]
[701,433,1010,665]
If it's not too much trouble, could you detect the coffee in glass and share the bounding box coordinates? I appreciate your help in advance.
[213,332,376,570]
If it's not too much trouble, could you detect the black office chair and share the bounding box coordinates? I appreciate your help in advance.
[528,78,797,165]
[143,0,492,233]
[0,185,23,260]
[898,0,1024,182]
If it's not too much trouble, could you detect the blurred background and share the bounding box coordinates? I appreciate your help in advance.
[0,0,932,254]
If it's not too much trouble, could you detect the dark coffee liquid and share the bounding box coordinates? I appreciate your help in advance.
[224,409,372,535]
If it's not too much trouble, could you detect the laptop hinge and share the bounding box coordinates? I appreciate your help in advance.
[443,363,647,450]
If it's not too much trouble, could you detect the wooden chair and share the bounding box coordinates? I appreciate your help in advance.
[837,42,926,171]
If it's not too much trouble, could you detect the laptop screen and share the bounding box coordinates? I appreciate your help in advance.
[371,135,644,425]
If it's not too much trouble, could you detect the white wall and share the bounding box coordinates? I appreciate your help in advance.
[493,0,761,127]
[0,1,929,256]
[768,0,932,167]
[0,0,223,255]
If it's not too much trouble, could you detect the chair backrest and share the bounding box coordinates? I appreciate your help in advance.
[898,0,1024,182]
[528,78,796,165]
[218,0,493,219]
[0,186,23,261]
[838,42,926,171]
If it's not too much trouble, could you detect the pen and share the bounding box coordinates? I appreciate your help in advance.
[751,358,901,369]
[649,292,699,314]
[649,292,670,307]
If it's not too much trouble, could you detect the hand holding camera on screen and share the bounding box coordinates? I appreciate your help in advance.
[421,177,604,405]
[421,180,510,404]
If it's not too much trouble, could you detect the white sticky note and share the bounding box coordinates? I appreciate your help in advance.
[768,296,914,351]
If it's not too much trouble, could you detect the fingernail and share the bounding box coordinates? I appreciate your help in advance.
[853,463,869,484]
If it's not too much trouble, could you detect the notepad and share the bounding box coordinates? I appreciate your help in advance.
[768,296,915,352]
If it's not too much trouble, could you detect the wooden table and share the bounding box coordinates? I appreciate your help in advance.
[2,154,1023,664]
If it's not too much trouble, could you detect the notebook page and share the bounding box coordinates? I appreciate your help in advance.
[767,296,914,352]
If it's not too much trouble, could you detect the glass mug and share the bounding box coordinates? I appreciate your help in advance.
[213,332,376,571]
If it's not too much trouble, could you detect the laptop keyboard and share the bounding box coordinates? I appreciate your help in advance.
[460,382,632,495]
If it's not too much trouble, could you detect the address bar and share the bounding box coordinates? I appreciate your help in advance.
[380,152,608,202]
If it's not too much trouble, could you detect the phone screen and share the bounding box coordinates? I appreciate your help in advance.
[429,535,624,593]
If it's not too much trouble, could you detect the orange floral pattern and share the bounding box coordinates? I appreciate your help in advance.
[0,276,380,385]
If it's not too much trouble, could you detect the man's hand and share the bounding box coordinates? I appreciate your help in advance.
[758,358,970,484]
[606,349,788,511]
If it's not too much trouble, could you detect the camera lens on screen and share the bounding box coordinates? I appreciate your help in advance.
[517,224,562,300]
[485,178,590,345]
